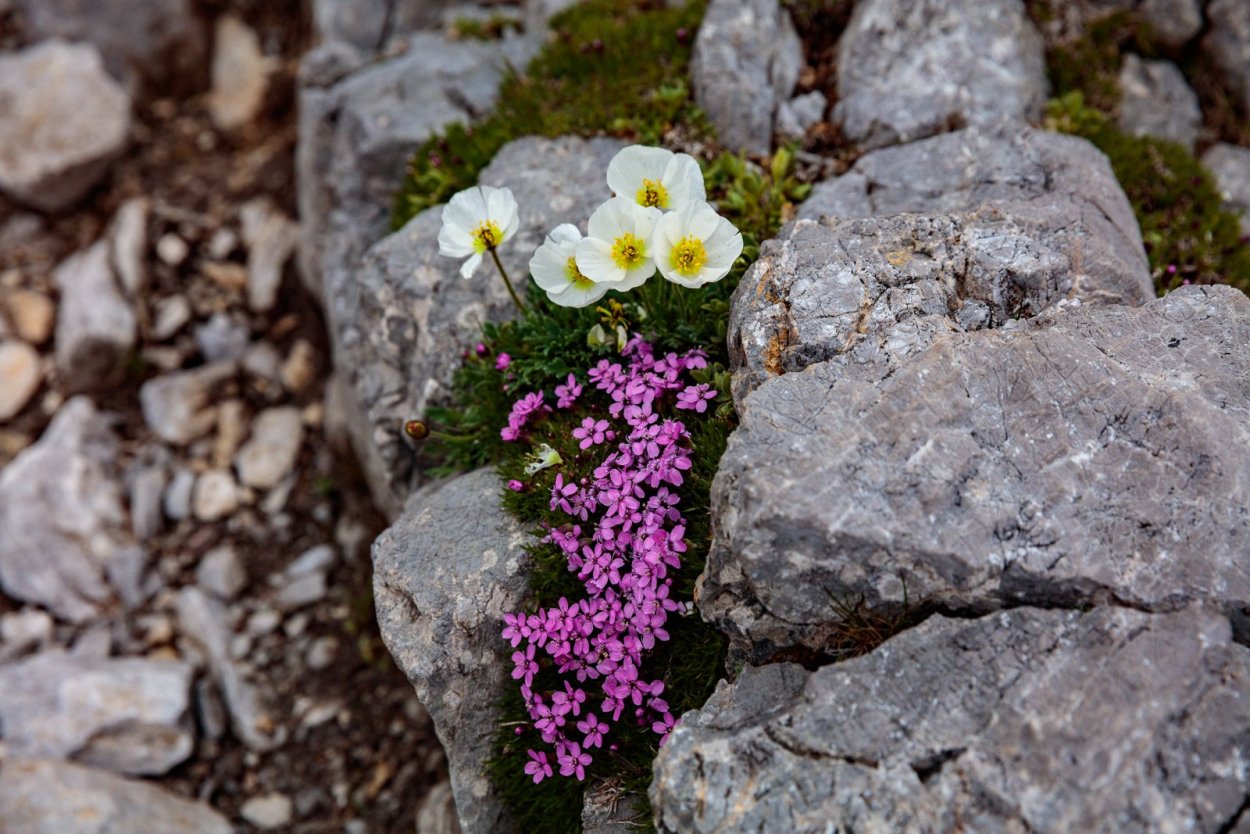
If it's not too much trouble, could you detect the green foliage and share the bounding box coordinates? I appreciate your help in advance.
[1046,92,1250,294]
[1041,11,1157,113]
[450,14,523,41]
[392,0,708,229]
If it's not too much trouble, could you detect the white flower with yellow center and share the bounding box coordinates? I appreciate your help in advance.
[607,145,705,211]
[437,185,520,279]
[529,224,611,308]
[652,200,744,288]
[575,197,660,291]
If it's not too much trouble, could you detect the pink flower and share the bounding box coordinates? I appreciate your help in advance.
[496,353,511,370]
[524,750,553,784]
[507,479,525,492]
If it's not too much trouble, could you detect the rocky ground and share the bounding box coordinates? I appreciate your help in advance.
[0,1,454,831]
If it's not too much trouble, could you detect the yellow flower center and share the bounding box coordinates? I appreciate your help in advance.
[566,256,596,290]
[611,233,646,270]
[635,179,669,209]
[669,236,707,277]
[472,220,503,253]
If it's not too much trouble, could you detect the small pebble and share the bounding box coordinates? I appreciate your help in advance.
[240,793,293,830]
[156,233,189,267]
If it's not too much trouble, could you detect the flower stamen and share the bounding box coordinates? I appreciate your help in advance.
[565,256,596,290]
[472,220,504,253]
[669,236,707,277]
[635,178,669,209]
[611,233,646,270]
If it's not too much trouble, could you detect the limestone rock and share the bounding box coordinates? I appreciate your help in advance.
[1203,143,1250,236]
[776,91,828,140]
[0,41,131,212]
[373,469,531,834]
[312,0,451,53]
[235,406,304,489]
[0,650,193,775]
[194,312,251,363]
[706,286,1250,660]
[691,0,803,155]
[196,544,248,600]
[208,14,277,131]
[192,469,243,522]
[416,780,464,834]
[139,362,236,445]
[241,793,294,829]
[240,197,299,312]
[2,289,55,345]
[1027,0,1202,49]
[0,398,146,623]
[653,606,1250,834]
[54,241,137,393]
[1207,0,1250,116]
[333,136,625,517]
[0,758,232,834]
[833,0,1047,149]
[1117,55,1202,151]
[109,197,148,296]
[0,340,41,422]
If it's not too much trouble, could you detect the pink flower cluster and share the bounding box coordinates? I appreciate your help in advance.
[502,338,713,784]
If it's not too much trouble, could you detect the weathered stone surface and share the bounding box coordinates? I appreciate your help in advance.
[54,241,137,393]
[335,136,625,517]
[834,0,1047,150]
[691,0,803,155]
[1117,54,1201,150]
[653,606,1250,834]
[0,650,193,775]
[707,286,1250,660]
[241,197,299,312]
[373,469,531,834]
[1027,0,1202,49]
[14,0,206,91]
[776,91,828,141]
[0,398,146,623]
[312,0,451,52]
[1203,143,1250,236]
[739,126,1152,400]
[0,340,41,421]
[235,406,304,489]
[0,758,232,834]
[1207,0,1250,115]
[582,782,647,834]
[139,362,236,445]
[416,780,464,834]
[0,41,131,212]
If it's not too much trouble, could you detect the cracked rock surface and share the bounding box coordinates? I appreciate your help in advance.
[653,605,1250,834]
[373,468,532,834]
[706,286,1250,661]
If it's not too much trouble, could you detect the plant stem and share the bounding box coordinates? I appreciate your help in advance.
[490,248,526,313]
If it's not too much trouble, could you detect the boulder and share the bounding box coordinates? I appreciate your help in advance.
[653,606,1250,834]
[1203,143,1250,236]
[737,125,1153,401]
[706,286,1250,660]
[312,0,451,52]
[833,0,1047,150]
[1207,0,1250,116]
[13,0,206,92]
[1026,0,1202,49]
[332,136,625,517]
[0,758,232,834]
[373,469,531,834]
[1117,55,1202,151]
[0,398,146,623]
[0,650,193,775]
[691,0,803,155]
[53,241,137,393]
[0,40,131,212]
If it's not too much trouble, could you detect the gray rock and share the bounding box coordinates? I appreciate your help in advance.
[0,649,193,775]
[288,543,337,577]
[1203,143,1250,236]
[1117,55,1202,151]
[207,15,277,131]
[653,606,1250,834]
[333,135,625,517]
[313,0,450,52]
[776,90,828,140]
[235,406,304,489]
[192,469,243,522]
[240,197,299,312]
[109,198,148,296]
[196,544,248,600]
[0,41,131,212]
[373,469,531,834]
[691,0,803,155]
[833,0,1047,150]
[416,780,464,834]
[0,758,232,834]
[241,793,294,829]
[583,781,647,834]
[53,241,137,393]
[1207,0,1250,115]
[194,312,251,363]
[0,398,146,623]
[706,286,1250,660]
[163,468,196,521]
[151,294,193,341]
[0,340,42,422]
[140,362,236,445]
[14,0,206,91]
[274,572,327,611]
[1027,0,1202,49]
[297,28,539,305]
[738,126,1153,400]
[175,587,282,750]
[128,464,167,540]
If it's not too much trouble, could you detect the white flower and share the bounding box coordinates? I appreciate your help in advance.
[523,443,563,475]
[652,200,744,288]
[528,224,611,308]
[437,185,519,278]
[575,197,660,291]
[607,145,705,211]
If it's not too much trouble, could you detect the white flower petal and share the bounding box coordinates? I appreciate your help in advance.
[437,219,476,257]
[576,237,626,285]
[446,186,488,221]
[686,202,722,241]
[459,252,483,279]
[662,153,707,209]
[529,236,577,293]
[613,262,655,292]
[607,145,673,198]
[485,186,520,242]
[548,223,582,246]
[548,279,612,308]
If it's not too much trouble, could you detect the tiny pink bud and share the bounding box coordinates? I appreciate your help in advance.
[496,353,511,371]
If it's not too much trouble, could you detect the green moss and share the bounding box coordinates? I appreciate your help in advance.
[450,14,523,41]
[1041,11,1158,113]
[392,0,709,229]
[1046,92,1250,294]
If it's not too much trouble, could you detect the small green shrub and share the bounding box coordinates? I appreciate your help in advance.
[1045,92,1250,294]
[392,0,709,229]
